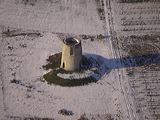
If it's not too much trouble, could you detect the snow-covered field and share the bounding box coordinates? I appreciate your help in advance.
[0,0,160,120]
[0,31,130,120]
[0,0,104,35]
[0,0,129,119]
[110,0,160,120]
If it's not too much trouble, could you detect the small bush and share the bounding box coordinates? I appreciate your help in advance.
[77,114,89,120]
[58,109,74,116]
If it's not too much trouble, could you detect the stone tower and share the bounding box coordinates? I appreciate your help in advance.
[60,37,82,71]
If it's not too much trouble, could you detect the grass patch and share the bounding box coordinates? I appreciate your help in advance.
[43,68,97,87]
[43,53,97,87]
[9,116,54,120]
[2,30,42,38]
[42,52,62,70]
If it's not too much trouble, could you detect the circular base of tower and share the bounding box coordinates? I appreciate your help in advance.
[43,68,97,87]
[42,53,110,87]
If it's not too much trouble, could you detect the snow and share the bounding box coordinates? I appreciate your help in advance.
[0,31,129,120]
[57,70,95,79]
[1,0,159,120]
[109,1,160,120]
[0,0,130,120]
[0,0,104,35]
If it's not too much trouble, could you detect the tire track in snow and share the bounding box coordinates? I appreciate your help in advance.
[103,0,137,120]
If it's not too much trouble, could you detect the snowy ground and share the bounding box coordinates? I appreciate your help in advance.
[0,1,130,118]
[0,0,160,120]
[0,0,104,35]
[0,31,130,120]
[109,0,160,120]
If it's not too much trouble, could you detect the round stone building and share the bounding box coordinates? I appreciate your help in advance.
[60,37,82,71]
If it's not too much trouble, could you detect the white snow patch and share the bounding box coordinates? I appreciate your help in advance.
[57,70,95,80]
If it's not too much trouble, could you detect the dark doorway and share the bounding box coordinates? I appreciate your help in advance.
[63,62,65,68]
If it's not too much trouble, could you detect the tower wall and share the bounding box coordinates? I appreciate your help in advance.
[60,38,82,71]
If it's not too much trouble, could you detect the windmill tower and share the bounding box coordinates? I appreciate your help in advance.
[60,37,82,71]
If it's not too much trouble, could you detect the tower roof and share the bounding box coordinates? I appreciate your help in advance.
[63,37,80,46]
